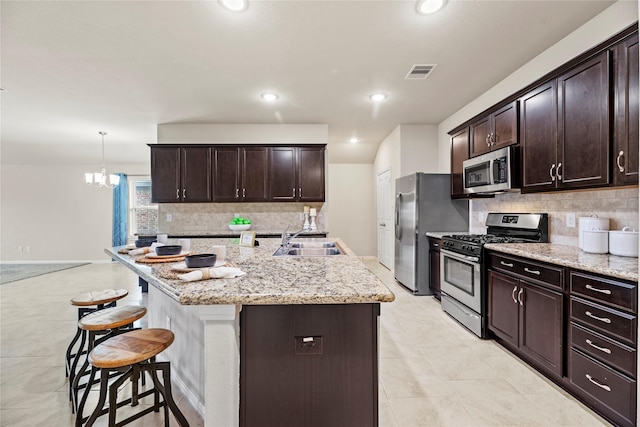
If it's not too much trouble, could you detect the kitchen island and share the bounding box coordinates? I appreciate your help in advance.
[106,237,394,426]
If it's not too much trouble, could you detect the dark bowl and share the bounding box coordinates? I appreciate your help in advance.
[135,238,157,248]
[155,245,182,256]
[185,254,217,268]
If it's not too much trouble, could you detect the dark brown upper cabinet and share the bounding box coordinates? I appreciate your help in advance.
[213,147,269,202]
[520,81,558,192]
[469,101,518,158]
[450,128,469,198]
[521,51,610,193]
[150,146,211,203]
[613,33,639,186]
[269,146,325,202]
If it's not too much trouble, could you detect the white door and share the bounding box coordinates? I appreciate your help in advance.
[376,169,393,269]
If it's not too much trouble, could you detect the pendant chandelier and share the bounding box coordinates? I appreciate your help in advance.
[84,131,120,188]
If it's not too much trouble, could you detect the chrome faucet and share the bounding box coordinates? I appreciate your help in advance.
[281,225,305,248]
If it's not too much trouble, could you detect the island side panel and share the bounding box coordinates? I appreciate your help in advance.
[240,303,380,427]
[149,285,241,426]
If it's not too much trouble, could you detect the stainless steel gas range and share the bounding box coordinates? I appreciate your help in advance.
[440,213,549,338]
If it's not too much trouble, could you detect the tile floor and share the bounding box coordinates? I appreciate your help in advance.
[0,261,611,426]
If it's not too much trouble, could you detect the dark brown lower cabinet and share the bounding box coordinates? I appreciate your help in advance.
[488,270,563,378]
[240,304,379,427]
[570,349,637,427]
[428,237,442,299]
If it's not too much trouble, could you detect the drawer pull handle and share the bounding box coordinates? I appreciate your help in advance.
[511,286,518,304]
[500,261,514,268]
[585,284,612,295]
[585,374,611,392]
[524,268,540,275]
[585,339,612,354]
[517,288,524,306]
[585,311,611,324]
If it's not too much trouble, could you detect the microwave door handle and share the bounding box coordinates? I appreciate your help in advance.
[492,159,499,185]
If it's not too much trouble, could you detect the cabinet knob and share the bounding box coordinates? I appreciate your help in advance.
[617,150,625,173]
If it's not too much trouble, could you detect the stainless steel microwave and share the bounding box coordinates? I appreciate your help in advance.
[462,146,520,194]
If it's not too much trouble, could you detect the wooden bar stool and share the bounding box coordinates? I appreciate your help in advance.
[81,328,189,427]
[71,305,147,416]
[66,289,128,382]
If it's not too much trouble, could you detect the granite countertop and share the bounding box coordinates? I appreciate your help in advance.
[485,243,638,282]
[106,237,395,306]
[426,231,472,239]
[139,230,329,238]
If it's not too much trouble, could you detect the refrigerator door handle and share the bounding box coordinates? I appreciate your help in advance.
[395,193,402,239]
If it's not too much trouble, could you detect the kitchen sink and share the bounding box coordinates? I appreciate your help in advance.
[273,243,343,257]
[288,242,336,249]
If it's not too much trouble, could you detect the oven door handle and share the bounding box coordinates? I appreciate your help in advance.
[441,249,480,264]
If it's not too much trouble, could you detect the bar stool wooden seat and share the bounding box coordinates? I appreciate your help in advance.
[66,289,128,381]
[81,328,189,427]
[71,305,147,415]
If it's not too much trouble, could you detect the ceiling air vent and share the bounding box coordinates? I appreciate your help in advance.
[405,64,437,80]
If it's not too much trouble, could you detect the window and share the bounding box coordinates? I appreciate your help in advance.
[128,177,158,239]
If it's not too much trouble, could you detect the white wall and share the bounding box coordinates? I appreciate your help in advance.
[1,163,149,262]
[437,0,639,172]
[399,124,439,176]
[158,123,328,144]
[327,164,376,256]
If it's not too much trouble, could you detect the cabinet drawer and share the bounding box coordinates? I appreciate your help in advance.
[571,297,637,346]
[570,271,637,313]
[570,349,636,426]
[428,237,442,251]
[488,253,563,290]
[570,322,636,378]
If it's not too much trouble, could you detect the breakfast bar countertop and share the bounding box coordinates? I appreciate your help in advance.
[485,242,639,282]
[106,237,395,306]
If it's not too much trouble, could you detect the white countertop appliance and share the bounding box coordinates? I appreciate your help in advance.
[440,213,549,337]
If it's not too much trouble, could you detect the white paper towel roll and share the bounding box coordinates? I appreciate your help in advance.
[578,216,609,249]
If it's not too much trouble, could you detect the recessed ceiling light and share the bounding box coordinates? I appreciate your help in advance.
[261,93,279,102]
[369,93,387,102]
[417,0,445,14]
[220,0,248,12]
[349,137,359,143]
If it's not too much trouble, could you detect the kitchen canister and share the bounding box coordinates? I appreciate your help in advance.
[609,227,639,257]
[582,229,609,254]
[578,215,610,249]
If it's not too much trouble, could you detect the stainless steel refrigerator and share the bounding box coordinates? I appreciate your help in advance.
[394,173,469,295]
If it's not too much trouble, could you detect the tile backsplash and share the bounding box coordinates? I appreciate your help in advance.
[157,202,326,235]
[471,187,639,246]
